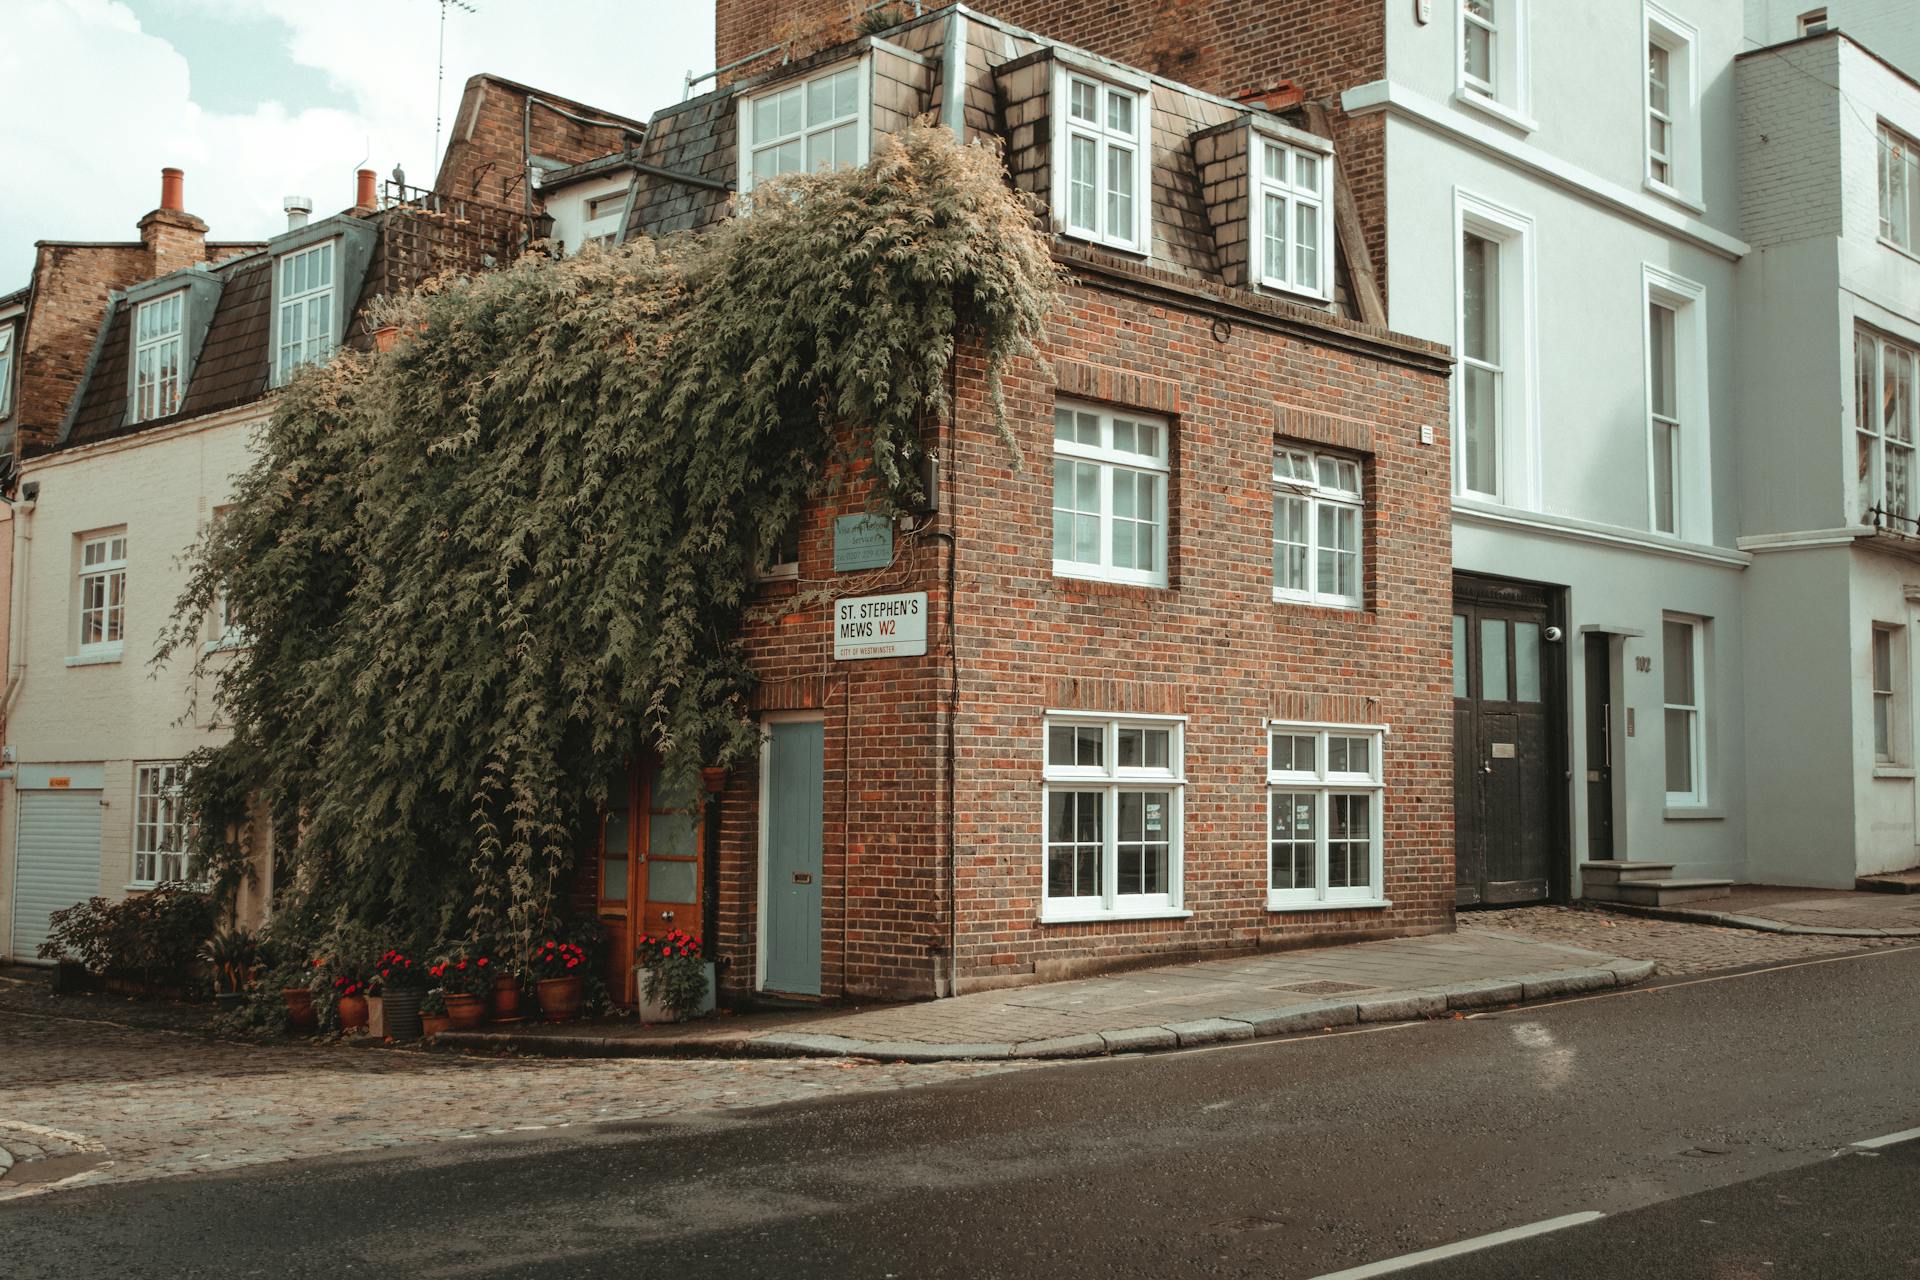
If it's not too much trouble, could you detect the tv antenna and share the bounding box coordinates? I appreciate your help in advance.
[429,0,480,167]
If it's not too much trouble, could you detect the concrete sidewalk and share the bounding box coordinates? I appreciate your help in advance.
[1596,885,1920,938]
[440,927,1654,1063]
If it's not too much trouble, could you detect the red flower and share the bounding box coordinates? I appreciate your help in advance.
[478,957,489,967]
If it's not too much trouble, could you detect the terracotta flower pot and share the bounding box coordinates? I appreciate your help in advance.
[444,992,488,1030]
[373,324,400,353]
[490,974,522,1021]
[536,974,584,1022]
[336,993,369,1032]
[282,987,317,1030]
[420,1013,452,1039]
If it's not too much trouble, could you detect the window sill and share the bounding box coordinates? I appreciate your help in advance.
[1055,228,1149,259]
[1663,805,1723,821]
[1038,907,1193,926]
[1272,591,1364,613]
[1267,897,1392,913]
[1643,180,1705,216]
[1255,279,1334,308]
[1877,236,1920,266]
[1451,89,1537,135]
[203,637,251,653]
[124,882,209,894]
[1872,764,1915,780]
[1053,573,1170,600]
[66,649,124,668]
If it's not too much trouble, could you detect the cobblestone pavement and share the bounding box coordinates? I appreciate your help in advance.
[1459,904,1916,975]
[0,1002,1034,1200]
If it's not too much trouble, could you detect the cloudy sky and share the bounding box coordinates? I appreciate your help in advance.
[0,0,715,283]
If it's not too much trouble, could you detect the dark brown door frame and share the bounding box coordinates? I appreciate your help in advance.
[1453,571,1573,905]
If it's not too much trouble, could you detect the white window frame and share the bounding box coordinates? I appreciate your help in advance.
[1456,0,1534,132]
[753,515,801,582]
[1052,400,1171,588]
[273,239,338,386]
[132,761,194,888]
[1662,614,1707,807]
[1872,624,1901,765]
[1642,266,1709,541]
[206,506,248,649]
[131,290,185,424]
[1051,60,1152,255]
[1273,446,1363,609]
[1267,722,1388,911]
[1453,191,1537,507]
[1797,8,1829,36]
[735,58,872,197]
[1879,122,1919,256]
[1041,713,1186,923]
[1855,326,1919,530]
[1643,6,1701,207]
[1252,131,1332,301]
[0,322,17,419]
[76,530,128,659]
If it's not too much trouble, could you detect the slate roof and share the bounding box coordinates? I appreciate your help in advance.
[63,251,274,449]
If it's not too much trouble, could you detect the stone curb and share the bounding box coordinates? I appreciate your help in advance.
[436,964,1644,1063]
[1592,901,1920,939]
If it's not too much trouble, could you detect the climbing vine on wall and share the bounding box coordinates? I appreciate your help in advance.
[160,123,1063,953]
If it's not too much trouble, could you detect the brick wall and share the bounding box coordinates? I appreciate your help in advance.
[1735,38,1845,248]
[431,75,648,210]
[711,256,1453,1002]
[14,243,154,453]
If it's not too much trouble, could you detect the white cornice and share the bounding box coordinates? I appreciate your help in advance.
[1341,79,1750,261]
[21,398,271,472]
[1735,527,1864,552]
[1455,499,1752,568]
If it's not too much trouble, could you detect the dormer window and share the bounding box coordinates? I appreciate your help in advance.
[275,239,336,383]
[738,62,869,194]
[131,292,185,423]
[1255,137,1331,301]
[1056,69,1148,253]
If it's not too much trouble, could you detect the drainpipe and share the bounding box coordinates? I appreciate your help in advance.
[2,487,35,724]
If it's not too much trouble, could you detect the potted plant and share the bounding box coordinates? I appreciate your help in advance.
[284,956,325,1030]
[529,939,588,1022]
[419,988,452,1039]
[201,926,260,1011]
[428,948,492,1030]
[367,948,425,1039]
[490,965,523,1022]
[635,928,716,1023]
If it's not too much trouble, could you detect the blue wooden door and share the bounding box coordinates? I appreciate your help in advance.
[764,719,824,994]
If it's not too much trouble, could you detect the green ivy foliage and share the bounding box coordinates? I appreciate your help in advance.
[159,123,1062,958]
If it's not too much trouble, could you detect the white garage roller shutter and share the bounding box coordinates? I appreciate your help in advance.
[12,790,103,962]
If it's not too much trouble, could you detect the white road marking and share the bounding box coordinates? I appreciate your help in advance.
[1309,1211,1605,1279]
[1852,1126,1920,1150]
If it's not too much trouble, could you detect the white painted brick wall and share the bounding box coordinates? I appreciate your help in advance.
[1737,39,1846,247]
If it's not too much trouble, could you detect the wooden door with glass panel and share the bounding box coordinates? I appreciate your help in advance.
[599,765,705,1005]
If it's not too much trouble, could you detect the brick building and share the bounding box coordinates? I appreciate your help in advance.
[585,5,1455,1002]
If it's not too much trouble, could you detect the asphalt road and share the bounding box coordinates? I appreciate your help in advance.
[1399,1137,1920,1278]
[3,945,1916,1280]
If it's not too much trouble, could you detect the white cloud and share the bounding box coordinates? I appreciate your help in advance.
[0,0,712,282]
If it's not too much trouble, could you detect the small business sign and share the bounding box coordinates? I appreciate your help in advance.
[833,514,894,573]
[833,592,928,661]
[48,777,70,789]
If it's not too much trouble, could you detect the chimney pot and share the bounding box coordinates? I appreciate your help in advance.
[160,167,185,212]
[283,195,313,230]
[355,168,377,213]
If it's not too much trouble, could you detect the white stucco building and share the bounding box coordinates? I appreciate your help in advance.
[1344,1,1919,902]
[1736,26,1920,886]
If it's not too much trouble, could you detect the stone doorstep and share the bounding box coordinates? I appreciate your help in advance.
[435,965,1645,1064]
